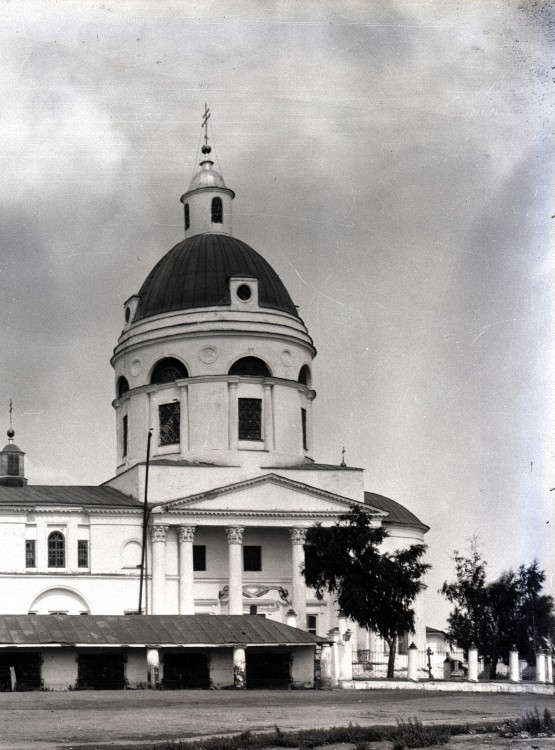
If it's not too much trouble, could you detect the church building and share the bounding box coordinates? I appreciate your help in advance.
[0,118,428,688]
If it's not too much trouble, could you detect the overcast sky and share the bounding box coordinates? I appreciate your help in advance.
[0,0,552,625]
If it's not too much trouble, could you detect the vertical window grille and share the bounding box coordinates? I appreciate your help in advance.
[159,402,180,445]
[185,202,190,230]
[238,398,262,441]
[301,407,308,450]
[211,197,223,223]
[48,531,65,568]
[78,540,89,568]
[25,540,36,568]
[122,415,128,458]
[307,614,318,635]
[193,545,206,571]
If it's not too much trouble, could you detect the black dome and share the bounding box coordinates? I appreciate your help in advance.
[134,234,298,321]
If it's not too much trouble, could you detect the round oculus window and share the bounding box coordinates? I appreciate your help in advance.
[236,284,252,301]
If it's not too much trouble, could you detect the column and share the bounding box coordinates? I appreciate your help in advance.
[178,525,196,614]
[338,612,353,682]
[226,526,244,614]
[509,646,520,682]
[233,646,246,688]
[467,643,478,682]
[290,528,307,628]
[228,382,238,449]
[150,525,168,614]
[146,648,160,687]
[263,383,274,450]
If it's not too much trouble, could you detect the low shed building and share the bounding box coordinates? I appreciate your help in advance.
[0,614,327,691]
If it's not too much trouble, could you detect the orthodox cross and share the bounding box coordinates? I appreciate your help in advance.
[9,399,12,429]
[202,104,211,147]
[340,446,346,467]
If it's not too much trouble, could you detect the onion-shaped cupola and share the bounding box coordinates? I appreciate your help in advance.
[111,111,316,474]
[0,429,27,487]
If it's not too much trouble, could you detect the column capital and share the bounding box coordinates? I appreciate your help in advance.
[226,526,244,544]
[150,524,169,543]
[177,525,196,544]
[289,527,307,545]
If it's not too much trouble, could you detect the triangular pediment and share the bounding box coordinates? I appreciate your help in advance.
[154,473,385,518]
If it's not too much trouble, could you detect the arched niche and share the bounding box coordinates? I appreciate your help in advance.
[150,357,189,385]
[29,587,90,615]
[298,364,312,387]
[117,376,130,398]
[122,540,142,569]
[228,356,272,377]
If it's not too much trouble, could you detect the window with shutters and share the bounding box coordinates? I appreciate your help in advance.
[48,531,65,568]
[238,398,262,441]
[159,403,180,445]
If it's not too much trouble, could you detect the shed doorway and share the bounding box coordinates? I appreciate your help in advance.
[77,653,126,690]
[162,652,210,689]
[246,652,291,689]
[0,653,42,691]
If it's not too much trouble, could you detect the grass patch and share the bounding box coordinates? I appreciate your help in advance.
[498,707,555,738]
[392,719,450,749]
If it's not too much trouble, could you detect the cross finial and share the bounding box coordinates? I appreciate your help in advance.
[202,103,211,149]
[9,399,12,430]
[340,446,346,467]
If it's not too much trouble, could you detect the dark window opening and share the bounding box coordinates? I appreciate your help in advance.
[185,202,190,230]
[301,407,308,450]
[25,540,36,568]
[48,531,65,569]
[0,653,42,692]
[78,540,89,568]
[77,653,126,690]
[125,306,131,323]
[7,453,19,476]
[243,545,262,571]
[211,197,223,223]
[249,605,258,615]
[117,377,130,398]
[151,358,189,385]
[229,357,271,377]
[159,402,180,445]
[307,614,318,635]
[298,365,312,387]
[238,398,262,441]
[122,415,128,458]
[236,284,252,301]
[163,653,210,689]
[246,652,291,689]
[193,545,206,571]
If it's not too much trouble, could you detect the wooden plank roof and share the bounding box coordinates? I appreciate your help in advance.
[0,615,326,647]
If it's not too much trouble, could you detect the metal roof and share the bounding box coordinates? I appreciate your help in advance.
[0,615,325,647]
[0,486,141,509]
[364,491,429,532]
[134,233,299,321]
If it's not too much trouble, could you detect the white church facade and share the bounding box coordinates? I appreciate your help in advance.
[0,124,429,659]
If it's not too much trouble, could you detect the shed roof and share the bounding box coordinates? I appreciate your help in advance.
[0,615,325,647]
[364,491,429,532]
[0,486,141,509]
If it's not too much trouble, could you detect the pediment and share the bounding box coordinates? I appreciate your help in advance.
[155,473,384,518]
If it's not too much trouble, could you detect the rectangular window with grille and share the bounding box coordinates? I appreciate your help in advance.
[122,415,128,457]
[159,402,180,445]
[193,545,206,571]
[301,407,308,450]
[307,614,318,635]
[238,398,262,441]
[25,540,36,568]
[78,540,89,568]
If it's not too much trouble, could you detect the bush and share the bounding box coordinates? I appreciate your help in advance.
[392,719,451,750]
[498,707,555,738]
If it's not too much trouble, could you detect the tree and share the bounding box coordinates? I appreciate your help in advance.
[441,542,555,679]
[302,504,430,678]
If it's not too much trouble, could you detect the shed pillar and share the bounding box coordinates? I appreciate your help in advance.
[146,648,160,687]
[233,646,246,689]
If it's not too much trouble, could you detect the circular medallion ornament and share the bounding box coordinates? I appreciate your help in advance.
[199,346,218,364]
[130,359,142,377]
[280,350,292,367]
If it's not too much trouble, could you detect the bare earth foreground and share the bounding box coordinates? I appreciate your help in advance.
[0,690,554,750]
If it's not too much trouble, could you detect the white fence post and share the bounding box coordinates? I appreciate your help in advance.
[536,650,547,684]
[546,653,553,684]
[467,643,478,682]
[509,646,520,682]
[407,642,418,681]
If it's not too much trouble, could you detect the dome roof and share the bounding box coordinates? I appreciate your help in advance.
[134,234,299,321]
[189,159,227,190]
[364,491,428,532]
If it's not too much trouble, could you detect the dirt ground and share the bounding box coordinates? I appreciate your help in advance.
[0,689,553,750]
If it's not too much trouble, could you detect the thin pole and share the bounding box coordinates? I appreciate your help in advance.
[138,429,153,614]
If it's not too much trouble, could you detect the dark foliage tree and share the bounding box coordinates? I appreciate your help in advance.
[441,542,554,678]
[303,505,430,678]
